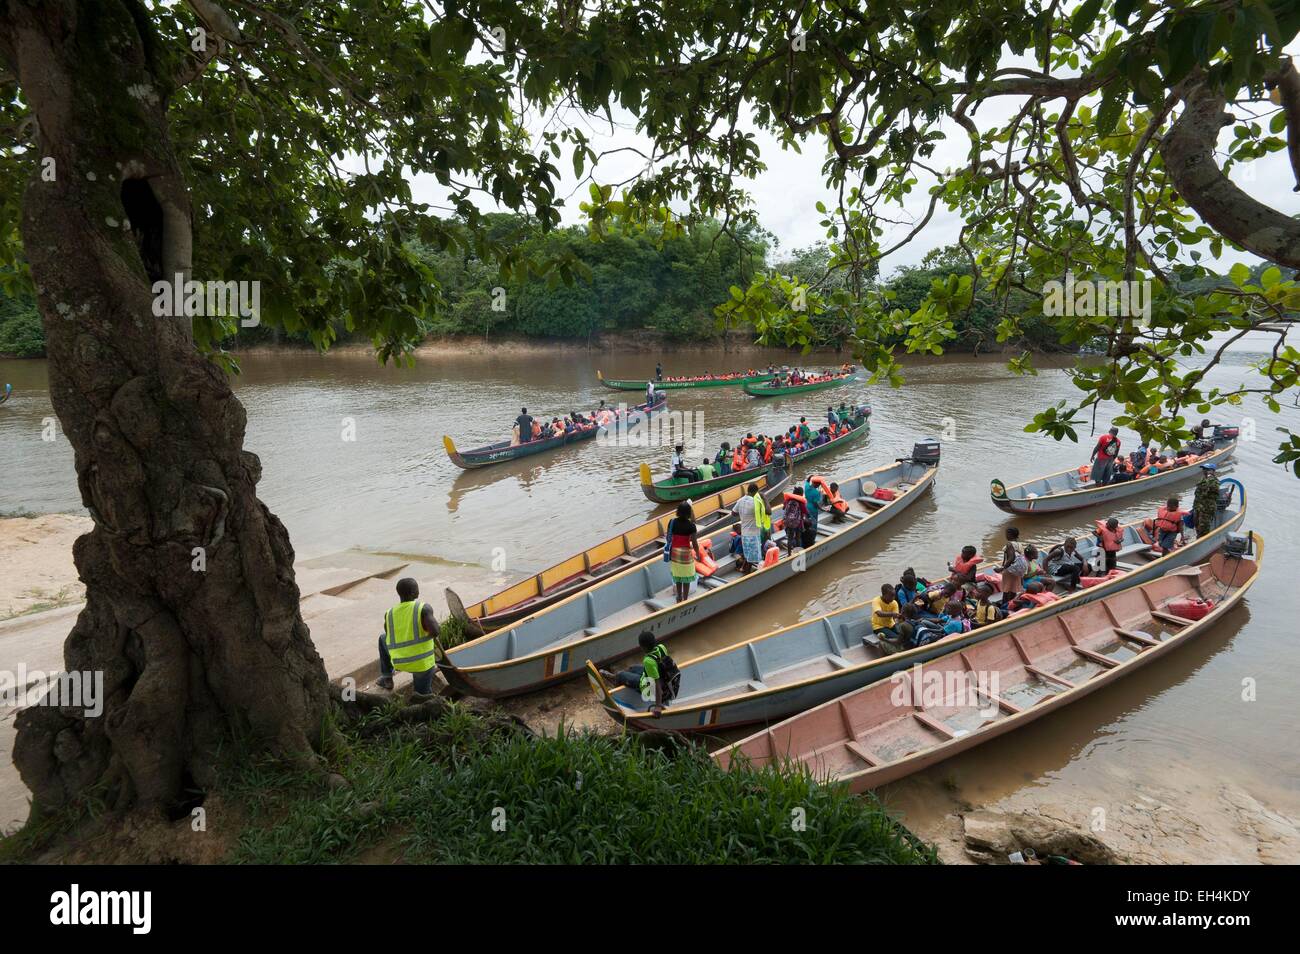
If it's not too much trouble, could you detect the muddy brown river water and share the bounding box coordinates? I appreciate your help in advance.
[2,343,1297,860]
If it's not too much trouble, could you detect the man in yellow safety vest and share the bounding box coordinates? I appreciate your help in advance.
[377,577,442,694]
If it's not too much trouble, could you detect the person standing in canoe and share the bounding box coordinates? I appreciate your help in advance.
[515,407,534,444]
[1095,517,1124,572]
[797,416,813,443]
[1193,463,1220,537]
[376,577,441,694]
[732,481,764,573]
[655,362,663,381]
[782,487,809,555]
[601,630,677,716]
[646,379,657,405]
[998,527,1027,605]
[803,476,823,540]
[1089,427,1121,484]
[666,502,701,603]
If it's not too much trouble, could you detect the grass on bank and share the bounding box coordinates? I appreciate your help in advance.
[227,702,936,864]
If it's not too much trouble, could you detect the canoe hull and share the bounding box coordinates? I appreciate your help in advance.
[440,458,937,698]
[640,412,869,504]
[446,395,667,469]
[601,504,1246,733]
[464,468,793,631]
[991,440,1235,514]
[713,535,1261,793]
[743,374,853,397]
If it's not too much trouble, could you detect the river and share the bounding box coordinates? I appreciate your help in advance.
[1,343,1297,860]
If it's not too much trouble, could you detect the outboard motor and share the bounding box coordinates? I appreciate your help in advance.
[1214,424,1239,441]
[1217,482,1235,510]
[906,439,941,466]
[1224,533,1251,558]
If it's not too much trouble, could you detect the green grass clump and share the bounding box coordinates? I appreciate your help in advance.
[228,705,936,865]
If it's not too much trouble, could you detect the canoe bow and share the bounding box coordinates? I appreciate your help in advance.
[442,435,467,468]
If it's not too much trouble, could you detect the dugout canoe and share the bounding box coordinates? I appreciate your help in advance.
[639,407,871,504]
[445,466,793,632]
[443,393,666,469]
[597,369,776,391]
[990,436,1236,514]
[711,532,1261,792]
[591,478,1247,733]
[743,371,855,397]
[436,447,940,698]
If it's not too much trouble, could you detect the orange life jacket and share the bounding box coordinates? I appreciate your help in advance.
[811,476,848,513]
[1016,591,1058,608]
[762,546,780,567]
[1154,507,1185,534]
[695,538,718,577]
[1095,523,1124,551]
[531,421,542,438]
[732,448,746,471]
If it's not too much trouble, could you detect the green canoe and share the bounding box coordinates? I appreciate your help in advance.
[639,409,870,503]
[598,369,776,391]
[743,370,856,397]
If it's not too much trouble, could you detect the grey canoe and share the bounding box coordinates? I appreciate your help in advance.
[437,447,941,698]
[990,438,1235,514]
[590,479,1248,733]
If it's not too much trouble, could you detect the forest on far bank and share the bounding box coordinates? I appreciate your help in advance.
[0,212,1287,359]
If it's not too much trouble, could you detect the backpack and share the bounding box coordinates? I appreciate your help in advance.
[907,620,947,649]
[649,644,681,703]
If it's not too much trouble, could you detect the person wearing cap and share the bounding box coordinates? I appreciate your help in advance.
[1193,463,1220,536]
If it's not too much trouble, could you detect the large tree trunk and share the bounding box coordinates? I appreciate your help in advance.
[1,0,331,819]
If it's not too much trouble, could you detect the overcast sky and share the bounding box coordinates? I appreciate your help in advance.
[406,45,1299,281]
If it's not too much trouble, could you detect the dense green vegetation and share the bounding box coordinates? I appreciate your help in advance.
[0,288,41,357]
[226,703,935,865]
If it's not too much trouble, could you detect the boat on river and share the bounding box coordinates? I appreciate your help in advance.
[990,432,1236,514]
[711,532,1261,792]
[743,369,855,397]
[436,445,940,698]
[590,479,1248,733]
[445,467,793,632]
[597,369,775,391]
[639,407,870,504]
[443,393,666,469]
[0,383,10,406]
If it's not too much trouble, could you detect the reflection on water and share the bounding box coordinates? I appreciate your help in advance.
[2,345,1298,814]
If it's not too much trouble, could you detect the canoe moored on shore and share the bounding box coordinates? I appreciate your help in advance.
[445,467,793,632]
[990,436,1235,514]
[436,445,940,698]
[443,394,666,469]
[742,371,855,397]
[597,369,776,391]
[711,532,1261,792]
[639,407,871,503]
[590,479,1247,733]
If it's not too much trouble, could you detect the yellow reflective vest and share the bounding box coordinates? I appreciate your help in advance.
[753,492,771,532]
[384,600,438,673]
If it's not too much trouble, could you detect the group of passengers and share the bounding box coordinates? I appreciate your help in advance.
[758,364,852,388]
[658,475,851,605]
[1085,420,1223,486]
[670,404,862,483]
[511,401,631,446]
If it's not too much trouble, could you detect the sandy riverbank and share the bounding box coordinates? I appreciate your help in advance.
[0,513,89,620]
